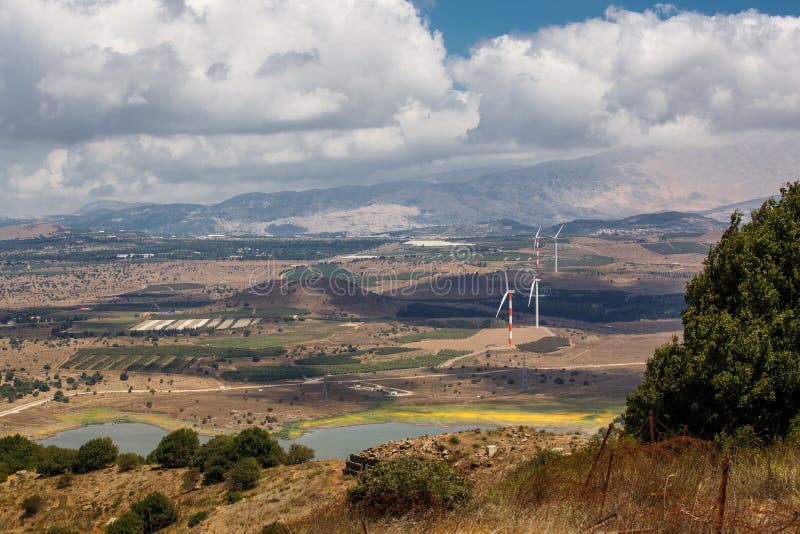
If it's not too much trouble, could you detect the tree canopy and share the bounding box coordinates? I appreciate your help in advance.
[625,182,800,441]
[147,428,199,468]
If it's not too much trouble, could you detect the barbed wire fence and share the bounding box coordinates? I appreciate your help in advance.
[516,416,800,533]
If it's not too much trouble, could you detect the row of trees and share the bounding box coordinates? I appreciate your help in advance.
[0,434,119,481]
[1,426,313,488]
[148,427,313,488]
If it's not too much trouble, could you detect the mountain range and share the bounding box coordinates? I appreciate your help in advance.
[31,143,792,236]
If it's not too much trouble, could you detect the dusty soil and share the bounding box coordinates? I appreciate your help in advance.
[0,223,61,241]
[404,326,552,353]
[0,260,296,309]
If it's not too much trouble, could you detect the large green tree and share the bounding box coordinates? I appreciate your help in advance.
[147,428,199,468]
[625,182,800,441]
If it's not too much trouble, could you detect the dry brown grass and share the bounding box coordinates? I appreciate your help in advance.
[2,429,798,533]
[292,435,800,534]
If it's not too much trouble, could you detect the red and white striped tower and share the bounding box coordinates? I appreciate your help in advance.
[508,291,513,346]
[495,272,515,347]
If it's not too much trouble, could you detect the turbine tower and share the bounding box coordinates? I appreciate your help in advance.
[527,273,540,328]
[553,225,564,273]
[495,272,515,346]
[533,227,542,268]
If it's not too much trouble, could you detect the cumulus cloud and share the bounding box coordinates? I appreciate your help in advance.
[1,2,800,215]
[451,7,800,149]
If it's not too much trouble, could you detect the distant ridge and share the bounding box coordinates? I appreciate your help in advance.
[37,143,797,236]
[548,211,726,237]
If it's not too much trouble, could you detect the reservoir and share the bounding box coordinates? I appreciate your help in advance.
[37,422,489,459]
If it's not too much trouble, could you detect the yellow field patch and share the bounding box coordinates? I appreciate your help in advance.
[286,400,621,438]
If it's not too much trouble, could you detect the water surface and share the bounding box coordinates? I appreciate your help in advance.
[38,421,490,459]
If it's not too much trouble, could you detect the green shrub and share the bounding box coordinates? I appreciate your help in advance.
[45,526,78,534]
[106,510,144,534]
[56,472,75,488]
[286,444,314,464]
[716,425,765,452]
[232,427,285,468]
[181,467,202,491]
[130,492,176,533]
[503,448,563,492]
[73,437,118,474]
[787,414,800,444]
[347,457,472,517]
[22,494,44,517]
[36,446,78,476]
[193,435,236,485]
[117,452,143,472]
[226,457,261,491]
[261,521,291,534]
[187,510,209,528]
[0,434,40,477]
[227,490,243,504]
[147,428,199,468]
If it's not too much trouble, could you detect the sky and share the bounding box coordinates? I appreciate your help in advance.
[423,1,800,54]
[3,0,800,216]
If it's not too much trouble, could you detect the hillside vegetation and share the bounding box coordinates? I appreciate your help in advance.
[1,426,799,532]
[626,182,800,441]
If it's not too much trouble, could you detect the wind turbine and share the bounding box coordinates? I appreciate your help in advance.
[552,225,564,273]
[533,227,542,268]
[527,273,540,328]
[495,272,515,346]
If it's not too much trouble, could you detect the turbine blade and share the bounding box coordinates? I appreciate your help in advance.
[554,225,564,239]
[496,291,508,318]
[503,270,509,292]
[535,226,541,239]
[528,280,535,306]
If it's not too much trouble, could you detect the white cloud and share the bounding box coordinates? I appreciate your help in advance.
[2,2,800,215]
[451,7,800,149]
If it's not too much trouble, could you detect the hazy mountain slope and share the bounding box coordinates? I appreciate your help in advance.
[43,142,799,235]
[549,211,726,236]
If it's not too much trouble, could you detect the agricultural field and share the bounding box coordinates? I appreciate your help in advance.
[393,328,478,343]
[517,336,570,353]
[0,226,704,442]
[641,241,711,255]
[221,349,468,382]
[129,316,259,331]
[63,345,287,373]
[202,320,342,349]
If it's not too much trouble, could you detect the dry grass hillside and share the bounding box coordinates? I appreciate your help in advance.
[2,426,799,533]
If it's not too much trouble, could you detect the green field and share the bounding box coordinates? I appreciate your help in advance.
[63,345,286,373]
[222,350,468,382]
[642,241,710,255]
[361,271,429,286]
[559,254,615,267]
[294,354,361,366]
[518,336,570,354]
[202,321,340,349]
[363,347,416,356]
[394,328,478,343]
[60,311,142,335]
[294,346,415,365]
